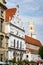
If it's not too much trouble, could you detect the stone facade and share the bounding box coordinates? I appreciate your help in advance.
[0,0,8,62]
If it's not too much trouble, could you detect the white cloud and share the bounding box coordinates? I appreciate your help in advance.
[23,0,34,3]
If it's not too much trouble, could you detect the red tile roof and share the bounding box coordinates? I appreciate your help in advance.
[25,35,42,47]
[5,8,16,22]
[26,48,38,53]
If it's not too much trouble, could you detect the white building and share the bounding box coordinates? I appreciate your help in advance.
[23,35,42,62]
[5,6,26,61]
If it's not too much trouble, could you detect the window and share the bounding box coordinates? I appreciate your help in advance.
[14,39,15,48]
[17,40,19,49]
[0,54,3,61]
[0,19,3,32]
[0,10,3,17]
[10,26,14,34]
[20,52,23,60]
[0,22,2,32]
[16,31,18,35]
[10,30,14,34]
[0,20,2,32]
[20,41,22,50]
[6,38,8,48]
[0,7,1,16]
[26,55,28,58]
[0,36,2,47]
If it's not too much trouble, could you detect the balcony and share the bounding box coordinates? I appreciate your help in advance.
[8,46,26,52]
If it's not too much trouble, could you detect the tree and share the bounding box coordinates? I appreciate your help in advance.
[12,57,16,65]
[23,60,29,64]
[39,46,43,59]
[17,59,23,65]
[12,57,16,63]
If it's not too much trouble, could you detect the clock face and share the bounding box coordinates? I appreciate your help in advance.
[29,25,33,30]
[29,24,34,30]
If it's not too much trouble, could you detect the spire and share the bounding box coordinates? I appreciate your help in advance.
[16,4,20,22]
[16,5,19,11]
[16,4,19,8]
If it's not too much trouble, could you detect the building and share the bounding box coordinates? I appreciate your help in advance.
[23,35,42,62]
[28,19,36,39]
[5,5,26,61]
[0,0,8,62]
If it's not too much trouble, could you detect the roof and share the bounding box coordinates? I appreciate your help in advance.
[5,8,16,22]
[26,48,38,53]
[25,35,42,47]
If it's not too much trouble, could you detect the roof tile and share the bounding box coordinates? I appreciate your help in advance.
[5,8,16,22]
[25,35,42,47]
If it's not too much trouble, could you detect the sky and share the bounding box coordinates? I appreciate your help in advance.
[6,0,43,45]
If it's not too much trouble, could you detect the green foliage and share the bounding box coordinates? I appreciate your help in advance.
[23,60,29,64]
[5,59,8,62]
[12,58,16,63]
[23,60,35,64]
[39,46,43,59]
[17,60,23,64]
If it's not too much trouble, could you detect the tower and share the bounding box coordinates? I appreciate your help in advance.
[0,0,7,62]
[28,19,36,38]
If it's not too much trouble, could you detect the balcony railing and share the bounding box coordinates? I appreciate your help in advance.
[8,46,26,51]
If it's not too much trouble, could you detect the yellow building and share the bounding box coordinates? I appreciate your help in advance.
[0,0,8,62]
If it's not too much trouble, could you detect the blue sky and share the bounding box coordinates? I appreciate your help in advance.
[6,0,43,45]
